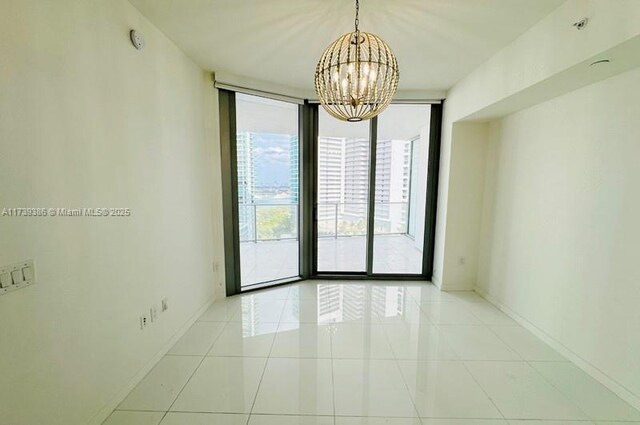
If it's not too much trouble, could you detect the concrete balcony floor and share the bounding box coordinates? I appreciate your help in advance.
[240,234,423,287]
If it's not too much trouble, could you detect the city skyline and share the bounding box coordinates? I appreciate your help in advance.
[236,130,418,243]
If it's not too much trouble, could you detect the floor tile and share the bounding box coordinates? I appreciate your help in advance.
[249,415,334,425]
[421,420,508,425]
[383,324,459,360]
[252,358,334,415]
[465,361,588,420]
[199,299,240,322]
[376,299,431,326]
[280,298,331,324]
[168,322,225,356]
[231,299,286,323]
[159,412,249,425]
[489,326,564,361]
[288,283,326,300]
[118,356,201,411]
[420,303,483,325]
[330,309,381,326]
[103,411,164,425]
[271,323,332,358]
[331,323,395,359]
[111,281,636,425]
[508,421,594,425]
[398,360,502,418]
[336,418,423,425]
[530,362,640,421]
[333,359,418,417]
[246,286,291,300]
[329,283,373,300]
[171,356,267,413]
[446,291,487,304]
[438,326,520,360]
[208,322,278,357]
[408,286,458,304]
[462,302,515,325]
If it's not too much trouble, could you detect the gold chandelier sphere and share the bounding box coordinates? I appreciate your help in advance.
[315,31,399,122]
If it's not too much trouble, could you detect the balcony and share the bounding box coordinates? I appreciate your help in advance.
[239,202,422,286]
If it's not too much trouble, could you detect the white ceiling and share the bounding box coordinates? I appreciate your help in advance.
[129,0,564,93]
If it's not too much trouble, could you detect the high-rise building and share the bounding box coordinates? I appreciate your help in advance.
[237,131,300,241]
[236,132,255,241]
[317,137,345,228]
[343,139,370,218]
[317,136,411,236]
[375,139,412,233]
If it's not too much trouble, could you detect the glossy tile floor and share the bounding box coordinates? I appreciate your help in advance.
[241,235,423,287]
[105,281,640,425]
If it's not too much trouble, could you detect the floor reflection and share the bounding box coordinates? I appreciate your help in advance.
[115,281,634,423]
[236,282,420,333]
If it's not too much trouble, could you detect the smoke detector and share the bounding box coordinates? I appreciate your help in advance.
[130,29,145,50]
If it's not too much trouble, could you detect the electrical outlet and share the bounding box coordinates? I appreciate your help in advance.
[458,256,466,265]
[150,305,158,322]
[140,314,149,330]
[161,298,168,312]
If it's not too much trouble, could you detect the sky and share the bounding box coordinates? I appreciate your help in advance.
[252,133,295,186]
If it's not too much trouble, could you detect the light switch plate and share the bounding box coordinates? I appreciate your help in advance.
[0,273,11,288]
[0,260,36,296]
[11,269,24,284]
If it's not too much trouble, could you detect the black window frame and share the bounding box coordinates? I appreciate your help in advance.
[219,89,442,296]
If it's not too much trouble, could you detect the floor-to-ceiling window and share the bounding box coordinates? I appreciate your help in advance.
[235,93,300,288]
[219,88,441,295]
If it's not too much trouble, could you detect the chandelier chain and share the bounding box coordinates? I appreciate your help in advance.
[354,0,360,32]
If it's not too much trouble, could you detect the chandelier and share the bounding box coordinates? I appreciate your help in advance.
[314,0,399,122]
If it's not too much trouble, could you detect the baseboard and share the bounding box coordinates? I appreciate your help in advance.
[441,284,476,291]
[474,286,640,412]
[87,296,215,425]
[431,275,476,291]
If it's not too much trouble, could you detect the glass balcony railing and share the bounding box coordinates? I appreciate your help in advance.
[239,202,409,243]
[238,203,298,243]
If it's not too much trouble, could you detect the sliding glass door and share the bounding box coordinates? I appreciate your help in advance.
[372,105,431,274]
[314,104,432,276]
[316,109,370,272]
[235,94,300,288]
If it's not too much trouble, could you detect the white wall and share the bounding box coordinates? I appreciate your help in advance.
[437,122,488,289]
[0,1,223,424]
[434,0,640,290]
[478,66,640,407]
